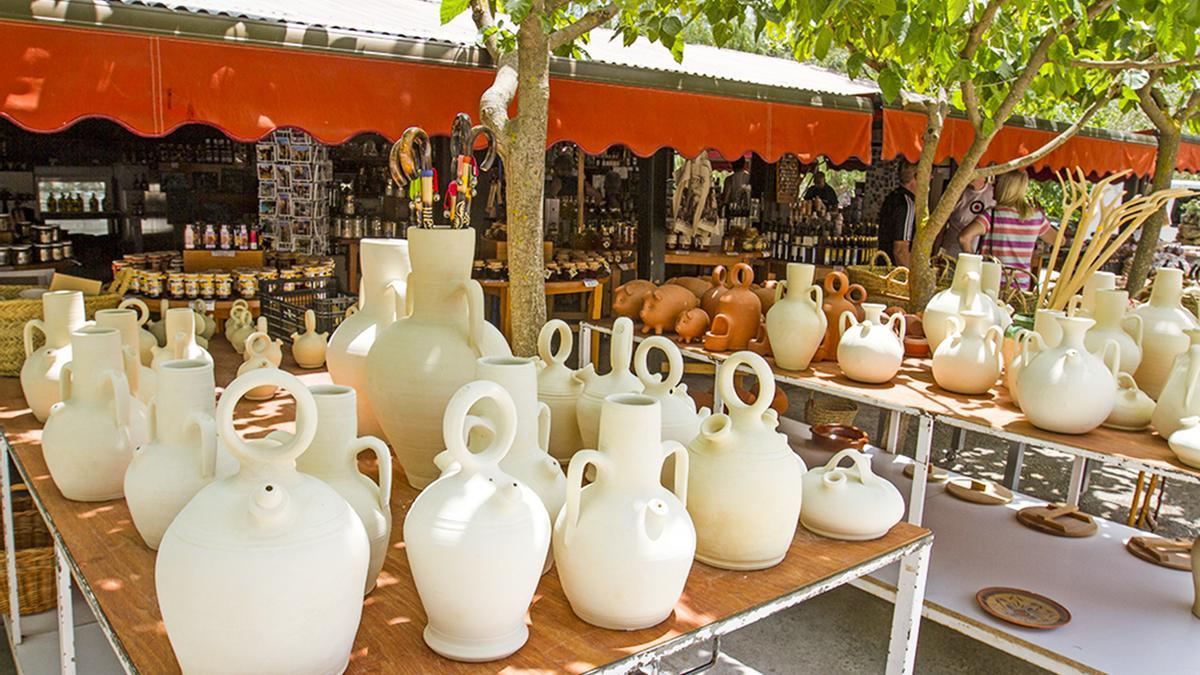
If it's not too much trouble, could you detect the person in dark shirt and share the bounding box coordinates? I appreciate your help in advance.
[802,171,839,209]
[877,163,918,266]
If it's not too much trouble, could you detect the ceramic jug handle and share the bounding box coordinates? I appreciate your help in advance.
[57,363,73,403]
[563,449,605,546]
[1122,314,1143,347]
[1184,347,1200,412]
[985,325,1004,362]
[711,265,727,288]
[351,436,393,511]
[887,312,906,339]
[217,368,318,465]
[1066,295,1082,318]
[962,271,980,308]
[731,263,754,288]
[718,351,774,420]
[537,401,551,453]
[105,370,132,428]
[462,279,486,352]
[119,297,150,327]
[611,317,635,372]
[1100,338,1120,380]
[442,380,517,471]
[387,276,409,322]
[944,315,964,339]
[663,440,689,508]
[846,284,868,305]
[186,411,217,480]
[806,284,823,309]
[826,448,885,488]
[1116,372,1137,392]
[634,335,684,392]
[538,319,573,366]
[304,309,316,334]
[121,345,140,394]
[838,310,856,338]
[22,319,44,358]
[774,280,788,304]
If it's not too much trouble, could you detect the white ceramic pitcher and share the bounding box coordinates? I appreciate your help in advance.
[536,320,584,465]
[574,316,643,449]
[20,290,85,422]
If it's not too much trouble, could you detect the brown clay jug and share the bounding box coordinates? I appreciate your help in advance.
[675,307,710,343]
[814,271,867,361]
[700,266,731,317]
[752,281,779,314]
[667,276,713,300]
[703,264,762,352]
[613,280,657,319]
[640,284,699,335]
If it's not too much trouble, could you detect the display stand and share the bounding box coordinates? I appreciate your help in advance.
[481,277,607,344]
[0,339,931,674]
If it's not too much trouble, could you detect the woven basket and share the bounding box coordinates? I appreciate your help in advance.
[0,485,56,615]
[0,285,125,377]
[805,395,859,427]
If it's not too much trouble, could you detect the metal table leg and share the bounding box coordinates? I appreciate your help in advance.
[884,543,931,675]
[579,323,593,368]
[885,410,902,454]
[945,427,965,465]
[1067,456,1087,507]
[2,441,20,644]
[1003,443,1025,491]
[55,542,75,675]
[907,415,932,526]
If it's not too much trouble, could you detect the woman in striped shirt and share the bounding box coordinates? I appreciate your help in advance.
[957,170,1058,289]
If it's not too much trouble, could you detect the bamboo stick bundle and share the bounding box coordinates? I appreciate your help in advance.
[1045,170,1130,309]
[1036,169,1090,309]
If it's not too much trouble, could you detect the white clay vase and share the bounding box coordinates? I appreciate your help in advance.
[1168,416,1200,469]
[118,297,157,366]
[20,290,85,422]
[1132,268,1199,399]
[191,299,217,341]
[366,228,511,489]
[151,308,212,370]
[328,238,411,439]
[837,303,905,384]
[634,336,709,446]
[1105,373,1156,431]
[404,380,550,662]
[1066,271,1117,318]
[148,298,170,346]
[765,262,826,371]
[247,316,283,367]
[42,326,146,501]
[123,359,236,550]
[238,333,282,401]
[227,306,255,354]
[291,309,329,369]
[923,253,996,351]
[1005,308,1065,407]
[801,449,904,540]
[157,368,369,675]
[96,307,158,406]
[224,299,251,345]
[1018,315,1119,434]
[554,393,695,630]
[1084,290,1142,375]
[574,316,644,450]
[536,320,585,465]
[1150,329,1200,439]
[980,260,1014,332]
[293,385,392,594]
[932,311,1002,395]
[686,351,805,570]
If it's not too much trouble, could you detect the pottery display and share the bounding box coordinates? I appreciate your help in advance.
[639,283,699,335]
[1132,268,1199,399]
[404,380,550,662]
[151,308,212,370]
[674,307,709,343]
[191,299,217,341]
[815,271,866,361]
[366,228,511,489]
[634,336,709,446]
[703,263,762,351]
[95,306,158,405]
[923,253,996,352]
[613,280,658,319]
[157,368,369,674]
[124,359,236,549]
[800,449,904,540]
[238,333,283,401]
[293,385,392,594]
[148,298,170,346]
[687,351,805,570]
[574,316,644,449]
[1150,329,1200,439]
[765,263,826,371]
[1005,309,1065,407]
[226,305,255,354]
[699,266,730,317]
[1017,315,1119,434]
[536,320,584,465]
[666,276,712,300]
[837,303,905,384]
[1167,417,1200,469]
[1105,373,1156,431]
[752,280,778,313]
[554,393,695,629]
[1067,271,1117,318]
[118,297,157,366]
[43,326,147,501]
[932,311,1002,395]
[291,309,329,369]
[1084,290,1142,375]
[20,290,85,422]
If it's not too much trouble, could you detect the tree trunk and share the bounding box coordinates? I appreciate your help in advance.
[1126,128,1180,294]
[906,104,945,305]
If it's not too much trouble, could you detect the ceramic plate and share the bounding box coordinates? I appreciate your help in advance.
[976,587,1070,629]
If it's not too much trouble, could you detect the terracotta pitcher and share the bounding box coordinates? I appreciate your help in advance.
[703,263,761,351]
[699,265,730,317]
[639,284,698,335]
[613,280,657,319]
[20,290,85,422]
[814,271,866,361]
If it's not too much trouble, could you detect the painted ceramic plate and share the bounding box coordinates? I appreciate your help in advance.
[976,587,1070,629]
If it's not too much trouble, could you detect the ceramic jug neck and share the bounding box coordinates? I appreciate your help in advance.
[155,363,215,444]
[1151,268,1184,307]
[1056,316,1093,348]
[786,263,815,290]
[952,254,983,289]
[1091,291,1126,326]
[407,278,469,321]
[597,396,664,488]
[70,331,124,404]
[302,387,359,472]
[42,292,84,349]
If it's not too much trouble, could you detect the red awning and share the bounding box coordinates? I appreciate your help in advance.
[1178,139,1200,173]
[0,20,872,163]
[882,108,1157,178]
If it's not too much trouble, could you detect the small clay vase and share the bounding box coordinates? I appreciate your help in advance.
[704,263,761,352]
[700,266,730,317]
[674,307,709,343]
[613,280,657,319]
[640,284,699,335]
[815,271,867,361]
[752,281,778,314]
[290,309,329,369]
[666,276,712,300]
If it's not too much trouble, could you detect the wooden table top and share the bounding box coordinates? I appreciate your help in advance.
[479,276,609,292]
[1,339,929,674]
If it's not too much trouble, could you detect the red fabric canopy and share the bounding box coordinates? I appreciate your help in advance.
[0,20,872,164]
[882,109,1157,178]
[1177,139,1200,173]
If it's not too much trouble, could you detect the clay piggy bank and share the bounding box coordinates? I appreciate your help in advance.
[675,308,710,343]
[666,276,713,300]
[640,284,699,335]
[613,280,658,319]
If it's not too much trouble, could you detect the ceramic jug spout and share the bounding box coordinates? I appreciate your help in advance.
[699,414,733,446]
[639,499,670,542]
[249,483,292,527]
[497,480,525,507]
[573,363,598,386]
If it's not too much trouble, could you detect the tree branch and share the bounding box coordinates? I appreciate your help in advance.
[548,4,618,51]
[468,0,500,59]
[480,52,517,140]
[1071,57,1200,70]
[963,0,1005,60]
[962,80,982,130]
[1179,88,1200,124]
[1137,74,1174,132]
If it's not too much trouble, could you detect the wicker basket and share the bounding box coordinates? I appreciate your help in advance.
[804,395,859,427]
[847,251,913,310]
[0,287,125,377]
[0,485,56,615]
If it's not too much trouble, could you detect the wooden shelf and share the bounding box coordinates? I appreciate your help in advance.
[40,212,120,220]
[181,248,264,272]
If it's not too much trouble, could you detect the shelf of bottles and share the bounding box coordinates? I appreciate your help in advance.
[183,223,263,252]
[761,197,878,267]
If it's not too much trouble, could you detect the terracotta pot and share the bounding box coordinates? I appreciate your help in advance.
[612,280,657,319]
[20,290,85,422]
[639,284,698,335]
[903,335,931,358]
[674,307,709,343]
[814,271,866,361]
[699,266,730,317]
[703,263,761,351]
[752,280,778,313]
[1132,268,1198,399]
[536,320,584,465]
[765,263,825,371]
[290,309,329,369]
[666,276,712,300]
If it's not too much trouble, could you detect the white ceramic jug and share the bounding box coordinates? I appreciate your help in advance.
[118,297,157,366]
[404,380,550,662]
[574,316,644,449]
[1132,268,1199,399]
[291,309,329,369]
[1105,373,1155,431]
[554,393,695,630]
[148,298,170,346]
[536,320,584,465]
[294,385,392,594]
[96,307,158,405]
[634,335,709,445]
[801,449,904,540]
[226,305,254,353]
[124,359,236,549]
[238,333,282,401]
[20,290,85,422]
[366,228,511,489]
[328,238,411,439]
[837,303,905,384]
[1067,271,1117,318]
[687,351,805,570]
[924,253,996,351]
[247,316,283,367]
[1167,417,1200,469]
[765,262,826,371]
[151,308,212,370]
[190,299,217,341]
[1084,290,1142,375]
[980,260,1014,332]
[157,368,369,674]
[42,326,145,501]
[1018,315,1119,434]
[932,311,1002,395]
[1005,308,1065,407]
[1150,328,1200,439]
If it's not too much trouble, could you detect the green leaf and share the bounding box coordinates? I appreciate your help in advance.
[1121,68,1150,90]
[879,68,902,102]
[815,26,834,59]
[661,15,684,37]
[946,0,968,23]
[440,0,469,25]
[507,0,531,24]
[846,51,866,78]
